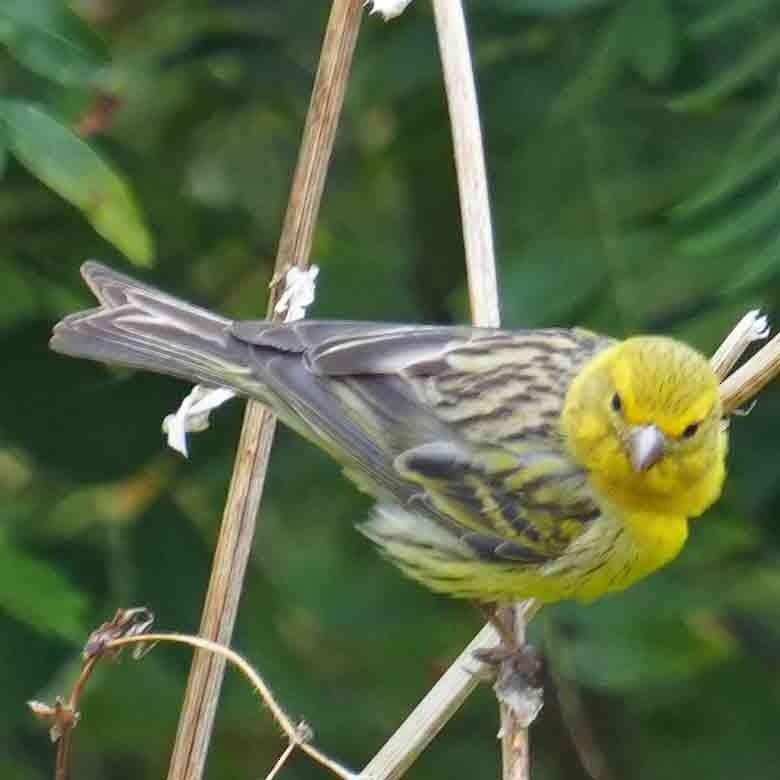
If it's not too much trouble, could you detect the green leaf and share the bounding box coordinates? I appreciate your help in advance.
[672,131,780,217]
[723,237,780,294]
[547,604,735,692]
[679,186,780,254]
[0,531,87,642]
[0,122,6,180]
[0,259,39,326]
[554,0,679,116]
[687,0,776,41]
[626,0,679,84]
[0,0,108,85]
[668,28,780,112]
[0,758,39,780]
[726,90,780,162]
[488,0,611,14]
[500,236,607,326]
[0,101,154,265]
[552,6,629,117]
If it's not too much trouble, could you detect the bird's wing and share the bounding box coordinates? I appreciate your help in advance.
[397,328,612,562]
[232,320,613,562]
[231,319,487,370]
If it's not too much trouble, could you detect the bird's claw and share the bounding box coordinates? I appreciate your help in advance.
[473,641,543,687]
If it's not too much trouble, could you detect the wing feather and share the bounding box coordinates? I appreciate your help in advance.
[231,319,494,374]
[233,323,613,565]
[53,263,617,591]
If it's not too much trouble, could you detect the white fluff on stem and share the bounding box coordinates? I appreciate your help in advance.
[162,265,319,456]
[364,0,413,21]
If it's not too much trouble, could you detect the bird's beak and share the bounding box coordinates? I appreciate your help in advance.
[629,424,666,472]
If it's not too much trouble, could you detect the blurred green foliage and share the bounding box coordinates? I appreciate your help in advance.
[2,1,780,778]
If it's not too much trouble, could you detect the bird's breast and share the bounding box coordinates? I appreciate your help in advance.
[542,502,689,602]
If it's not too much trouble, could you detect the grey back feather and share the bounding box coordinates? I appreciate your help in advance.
[51,262,611,566]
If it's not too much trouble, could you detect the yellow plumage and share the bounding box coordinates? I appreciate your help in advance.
[50,264,728,606]
[371,335,725,603]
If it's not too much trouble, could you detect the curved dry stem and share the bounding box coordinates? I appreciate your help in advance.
[109,633,358,780]
[430,1,530,778]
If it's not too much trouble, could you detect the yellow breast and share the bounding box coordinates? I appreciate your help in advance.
[534,501,689,603]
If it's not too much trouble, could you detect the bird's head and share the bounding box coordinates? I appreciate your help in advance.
[561,336,727,517]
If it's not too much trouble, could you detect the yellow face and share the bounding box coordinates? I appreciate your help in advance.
[561,336,727,517]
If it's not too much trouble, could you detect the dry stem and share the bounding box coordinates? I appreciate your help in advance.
[720,330,780,413]
[361,623,499,780]
[115,633,357,780]
[36,620,356,780]
[710,310,768,380]
[165,4,364,780]
[431,0,500,328]
[430,2,531,778]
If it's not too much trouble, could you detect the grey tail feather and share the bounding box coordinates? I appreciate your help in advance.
[50,261,254,388]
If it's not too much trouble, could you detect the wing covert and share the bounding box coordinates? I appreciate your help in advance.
[394,439,600,563]
[231,320,612,562]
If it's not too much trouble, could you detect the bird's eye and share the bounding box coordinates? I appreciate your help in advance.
[682,422,700,439]
[611,393,622,413]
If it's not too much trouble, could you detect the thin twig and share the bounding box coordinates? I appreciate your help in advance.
[165,4,364,780]
[36,622,356,780]
[52,657,98,780]
[266,741,297,780]
[109,633,358,780]
[720,330,780,414]
[495,609,533,780]
[29,608,155,780]
[430,3,532,779]
[710,310,769,380]
[431,0,499,328]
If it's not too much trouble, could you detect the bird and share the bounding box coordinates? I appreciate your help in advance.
[50,262,727,607]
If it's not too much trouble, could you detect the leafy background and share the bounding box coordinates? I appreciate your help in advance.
[2,0,780,778]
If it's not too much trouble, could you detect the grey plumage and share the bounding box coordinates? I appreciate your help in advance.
[51,262,613,593]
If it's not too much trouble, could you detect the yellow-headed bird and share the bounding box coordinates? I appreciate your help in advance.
[50,262,727,605]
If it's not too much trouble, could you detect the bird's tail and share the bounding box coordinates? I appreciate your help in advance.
[50,261,251,389]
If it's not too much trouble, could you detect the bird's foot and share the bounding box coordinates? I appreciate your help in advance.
[471,604,545,726]
[472,604,544,686]
[474,639,541,678]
